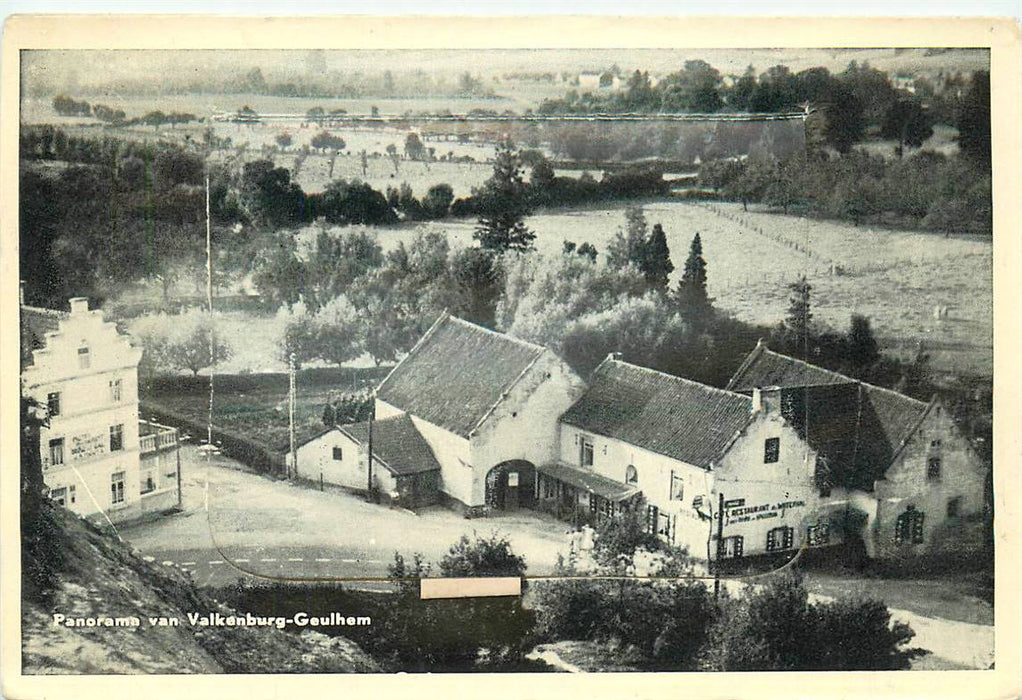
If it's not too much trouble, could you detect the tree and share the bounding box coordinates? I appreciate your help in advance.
[404,132,427,161]
[640,223,673,294]
[275,132,294,149]
[846,314,880,373]
[239,159,305,227]
[310,130,346,152]
[452,247,503,328]
[422,183,454,219]
[439,533,527,578]
[674,232,710,318]
[385,143,400,174]
[957,71,991,169]
[606,206,648,269]
[473,139,535,252]
[783,275,813,349]
[253,234,307,309]
[818,82,866,153]
[881,100,934,158]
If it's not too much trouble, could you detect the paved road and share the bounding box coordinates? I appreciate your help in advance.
[141,544,397,589]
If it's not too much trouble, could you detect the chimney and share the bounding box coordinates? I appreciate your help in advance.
[69,297,90,315]
[752,386,781,414]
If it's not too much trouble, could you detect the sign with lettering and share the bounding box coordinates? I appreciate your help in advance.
[71,432,106,461]
[724,498,745,508]
[725,499,806,524]
[507,472,519,487]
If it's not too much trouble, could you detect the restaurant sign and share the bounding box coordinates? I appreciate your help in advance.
[71,432,106,461]
[726,499,806,524]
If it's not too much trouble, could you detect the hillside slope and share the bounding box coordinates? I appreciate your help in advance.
[20,501,380,674]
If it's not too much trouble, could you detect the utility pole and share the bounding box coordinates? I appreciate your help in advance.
[714,491,724,601]
[205,174,214,455]
[289,352,297,480]
[366,393,375,502]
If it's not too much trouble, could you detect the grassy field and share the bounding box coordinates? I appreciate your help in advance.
[301,199,991,375]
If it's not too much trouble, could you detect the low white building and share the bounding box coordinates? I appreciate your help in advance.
[295,414,441,508]
[21,297,181,524]
[542,357,819,561]
[374,313,586,514]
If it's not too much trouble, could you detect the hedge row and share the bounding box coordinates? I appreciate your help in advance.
[140,400,286,478]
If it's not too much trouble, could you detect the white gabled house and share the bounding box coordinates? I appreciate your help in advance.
[543,357,819,560]
[726,342,990,560]
[21,296,181,524]
[373,312,587,514]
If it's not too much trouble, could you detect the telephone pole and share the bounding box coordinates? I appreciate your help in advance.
[366,393,375,502]
[289,352,297,480]
[714,491,724,601]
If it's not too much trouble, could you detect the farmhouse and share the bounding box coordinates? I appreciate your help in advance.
[295,413,442,509]
[726,341,989,559]
[373,312,587,514]
[544,357,820,560]
[21,295,181,524]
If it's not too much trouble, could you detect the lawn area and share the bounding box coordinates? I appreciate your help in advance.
[142,366,391,454]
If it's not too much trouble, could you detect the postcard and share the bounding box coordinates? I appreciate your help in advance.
[2,13,1020,700]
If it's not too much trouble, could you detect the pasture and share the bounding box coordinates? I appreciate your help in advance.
[306,199,992,375]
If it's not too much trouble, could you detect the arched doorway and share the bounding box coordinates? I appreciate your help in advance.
[485,460,536,511]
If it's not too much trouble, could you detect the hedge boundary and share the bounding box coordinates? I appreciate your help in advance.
[140,400,287,478]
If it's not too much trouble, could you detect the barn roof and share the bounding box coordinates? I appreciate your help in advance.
[725,344,931,491]
[339,414,441,476]
[560,358,754,469]
[726,341,851,391]
[375,313,546,438]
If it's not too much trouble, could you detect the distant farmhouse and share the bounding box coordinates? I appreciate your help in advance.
[297,314,990,563]
[21,295,182,524]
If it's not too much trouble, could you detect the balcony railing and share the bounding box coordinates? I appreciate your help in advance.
[139,420,179,455]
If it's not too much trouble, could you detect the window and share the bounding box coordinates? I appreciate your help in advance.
[718,535,744,559]
[109,378,122,403]
[601,499,616,518]
[580,437,594,467]
[927,457,942,481]
[542,476,558,499]
[47,392,61,417]
[670,471,685,500]
[589,494,599,515]
[48,438,65,467]
[645,504,659,536]
[77,344,90,369]
[332,446,343,461]
[657,512,672,539]
[766,526,794,552]
[141,470,156,494]
[895,506,925,544]
[764,437,780,464]
[50,487,67,506]
[625,465,638,485]
[947,497,962,518]
[109,424,124,452]
[110,471,125,505]
[807,521,830,546]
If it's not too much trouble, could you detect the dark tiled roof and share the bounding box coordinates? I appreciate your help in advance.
[376,314,545,438]
[20,305,68,370]
[538,461,641,502]
[561,359,754,469]
[726,345,930,491]
[726,342,851,391]
[339,414,441,476]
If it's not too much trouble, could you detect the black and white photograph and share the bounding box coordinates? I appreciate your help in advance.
[4,13,1018,694]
